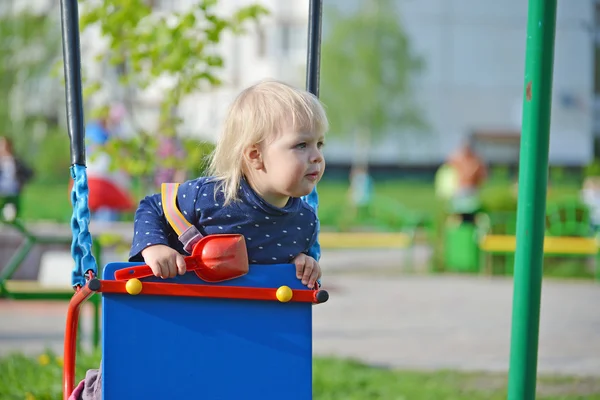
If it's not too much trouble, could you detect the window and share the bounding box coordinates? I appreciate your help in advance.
[278,22,307,57]
[257,26,266,58]
[280,24,291,55]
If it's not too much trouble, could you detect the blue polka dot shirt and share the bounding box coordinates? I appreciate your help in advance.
[129,177,320,265]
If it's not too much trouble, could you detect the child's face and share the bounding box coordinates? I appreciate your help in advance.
[250,126,325,207]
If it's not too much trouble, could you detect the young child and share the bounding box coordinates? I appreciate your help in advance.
[129,78,327,288]
[69,79,328,400]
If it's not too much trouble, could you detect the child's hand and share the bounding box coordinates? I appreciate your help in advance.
[141,244,187,279]
[292,253,321,289]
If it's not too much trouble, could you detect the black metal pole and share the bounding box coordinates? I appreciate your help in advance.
[306,0,323,97]
[59,0,86,166]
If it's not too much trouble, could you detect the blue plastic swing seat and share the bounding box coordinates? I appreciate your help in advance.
[101,262,314,400]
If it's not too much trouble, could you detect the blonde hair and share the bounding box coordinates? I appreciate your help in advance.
[207,79,329,205]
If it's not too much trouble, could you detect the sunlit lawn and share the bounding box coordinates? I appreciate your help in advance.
[0,351,598,400]
[18,179,582,225]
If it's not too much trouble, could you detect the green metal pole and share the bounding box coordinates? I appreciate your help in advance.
[507,1,557,399]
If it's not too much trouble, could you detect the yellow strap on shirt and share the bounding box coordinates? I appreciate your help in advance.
[160,183,193,236]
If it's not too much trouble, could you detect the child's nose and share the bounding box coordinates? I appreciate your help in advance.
[311,149,323,163]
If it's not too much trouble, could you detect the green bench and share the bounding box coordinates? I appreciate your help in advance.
[0,196,102,348]
[478,200,599,280]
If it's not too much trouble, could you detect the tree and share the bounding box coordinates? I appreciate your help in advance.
[0,10,62,151]
[320,0,426,166]
[78,0,269,194]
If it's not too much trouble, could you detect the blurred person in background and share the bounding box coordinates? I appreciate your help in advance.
[348,163,373,221]
[80,104,135,222]
[0,135,34,220]
[581,175,600,234]
[446,139,487,224]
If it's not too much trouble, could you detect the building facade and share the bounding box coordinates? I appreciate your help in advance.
[4,0,596,167]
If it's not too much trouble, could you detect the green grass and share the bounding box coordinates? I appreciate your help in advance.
[18,182,71,223]
[0,350,100,400]
[11,179,595,280]
[12,179,469,224]
[16,179,582,226]
[315,358,600,400]
[0,351,598,400]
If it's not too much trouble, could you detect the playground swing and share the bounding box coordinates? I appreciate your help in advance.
[59,0,328,399]
[55,0,560,398]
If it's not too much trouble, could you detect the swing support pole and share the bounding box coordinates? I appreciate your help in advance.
[507,1,557,399]
[59,0,86,167]
[302,0,323,258]
[306,0,322,98]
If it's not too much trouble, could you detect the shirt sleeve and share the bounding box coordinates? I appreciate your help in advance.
[129,193,175,261]
[303,218,322,288]
[129,178,205,261]
[302,187,321,261]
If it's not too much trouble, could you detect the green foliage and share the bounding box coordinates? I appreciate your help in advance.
[78,0,269,191]
[318,194,428,232]
[0,11,61,144]
[30,130,72,185]
[79,0,268,108]
[0,349,101,400]
[584,159,600,178]
[480,186,517,213]
[100,135,158,179]
[320,0,426,144]
[99,136,215,195]
[489,165,511,182]
[181,138,216,178]
[549,165,566,184]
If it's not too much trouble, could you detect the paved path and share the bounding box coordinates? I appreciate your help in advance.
[313,274,600,377]
[1,267,599,377]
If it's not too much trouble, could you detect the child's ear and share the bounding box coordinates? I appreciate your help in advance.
[244,144,263,170]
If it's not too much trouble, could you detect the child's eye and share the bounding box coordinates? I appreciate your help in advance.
[295,142,307,149]
[317,141,325,149]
